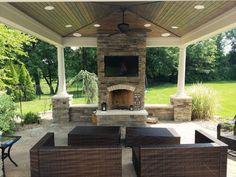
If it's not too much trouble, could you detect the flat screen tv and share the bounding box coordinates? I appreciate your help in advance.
[104,56,139,77]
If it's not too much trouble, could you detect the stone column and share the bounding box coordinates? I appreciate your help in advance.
[52,46,72,123]
[171,45,192,121]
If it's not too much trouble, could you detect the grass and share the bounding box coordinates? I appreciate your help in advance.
[16,80,236,118]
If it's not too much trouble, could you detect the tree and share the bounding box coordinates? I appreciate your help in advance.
[18,64,35,101]
[22,40,58,95]
[67,70,98,104]
[225,29,236,79]
[146,47,178,83]
[0,24,35,91]
[186,38,218,82]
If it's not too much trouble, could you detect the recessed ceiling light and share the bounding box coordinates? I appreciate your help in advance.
[44,6,55,11]
[194,5,205,10]
[94,24,101,28]
[161,33,171,37]
[171,26,178,29]
[73,33,82,37]
[144,24,151,28]
[65,24,72,28]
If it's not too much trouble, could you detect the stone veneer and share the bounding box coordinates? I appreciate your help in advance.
[52,96,71,123]
[97,33,146,110]
[170,96,192,121]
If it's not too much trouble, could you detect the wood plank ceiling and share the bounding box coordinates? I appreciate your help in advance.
[10,1,236,38]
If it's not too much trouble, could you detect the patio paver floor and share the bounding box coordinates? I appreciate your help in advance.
[4,116,236,177]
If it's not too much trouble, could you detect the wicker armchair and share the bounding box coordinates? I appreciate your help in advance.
[217,115,236,152]
[30,133,122,177]
[132,130,228,177]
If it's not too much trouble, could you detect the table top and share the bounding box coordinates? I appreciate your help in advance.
[126,127,179,137]
[68,126,121,136]
[0,136,21,148]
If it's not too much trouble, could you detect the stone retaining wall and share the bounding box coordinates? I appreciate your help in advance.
[145,104,174,121]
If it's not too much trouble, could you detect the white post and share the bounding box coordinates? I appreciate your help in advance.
[55,45,68,97]
[176,45,187,97]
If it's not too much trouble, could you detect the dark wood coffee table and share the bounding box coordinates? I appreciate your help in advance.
[68,126,121,146]
[125,127,180,147]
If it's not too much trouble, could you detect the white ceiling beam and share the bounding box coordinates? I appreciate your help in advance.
[0,3,62,46]
[147,37,181,47]
[63,37,97,47]
[182,6,236,46]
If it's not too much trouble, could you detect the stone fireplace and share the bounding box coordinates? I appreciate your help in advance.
[95,33,148,126]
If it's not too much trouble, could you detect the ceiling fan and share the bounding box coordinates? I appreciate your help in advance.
[109,8,152,36]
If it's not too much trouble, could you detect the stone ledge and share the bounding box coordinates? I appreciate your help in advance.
[145,104,173,109]
[70,104,98,108]
[95,110,148,116]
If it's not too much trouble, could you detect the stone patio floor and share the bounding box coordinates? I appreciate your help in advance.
[4,115,236,177]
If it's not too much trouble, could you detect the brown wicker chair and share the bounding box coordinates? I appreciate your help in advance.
[132,130,228,177]
[30,133,122,177]
[217,115,236,152]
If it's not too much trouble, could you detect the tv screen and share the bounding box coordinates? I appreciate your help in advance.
[104,56,139,77]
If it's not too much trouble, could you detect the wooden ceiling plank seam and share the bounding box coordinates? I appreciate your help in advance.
[152,2,170,24]
[80,3,94,25]
[41,2,67,35]
[19,2,64,35]
[58,2,81,29]
[63,10,116,37]
[74,3,90,27]
[127,8,180,37]
[182,1,228,34]
[163,2,188,35]
[164,1,197,36]
[67,2,85,27]
[51,2,76,34]
[168,1,217,36]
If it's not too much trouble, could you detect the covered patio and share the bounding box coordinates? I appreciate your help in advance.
[1,0,236,177]
[1,0,236,124]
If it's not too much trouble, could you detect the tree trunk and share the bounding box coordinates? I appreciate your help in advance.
[82,48,87,70]
[34,72,44,95]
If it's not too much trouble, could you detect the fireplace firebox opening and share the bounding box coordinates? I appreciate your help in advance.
[109,89,134,110]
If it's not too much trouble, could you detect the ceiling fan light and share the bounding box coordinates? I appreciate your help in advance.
[162,33,171,37]
[73,33,82,37]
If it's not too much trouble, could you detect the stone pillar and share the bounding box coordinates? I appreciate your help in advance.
[52,46,71,123]
[170,45,192,121]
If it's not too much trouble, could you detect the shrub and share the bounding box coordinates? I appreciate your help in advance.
[23,112,40,124]
[0,92,16,133]
[187,83,217,120]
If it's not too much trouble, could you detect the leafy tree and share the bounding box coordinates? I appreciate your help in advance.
[22,40,58,95]
[0,23,35,90]
[18,64,35,101]
[186,39,218,82]
[225,29,236,79]
[0,92,16,133]
[146,47,178,83]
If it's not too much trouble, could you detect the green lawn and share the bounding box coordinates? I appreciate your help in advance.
[16,81,236,118]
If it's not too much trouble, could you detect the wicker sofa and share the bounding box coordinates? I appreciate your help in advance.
[132,130,228,177]
[30,133,122,177]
